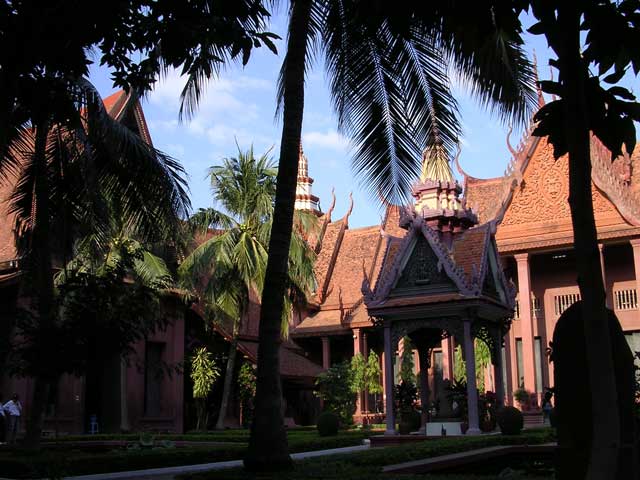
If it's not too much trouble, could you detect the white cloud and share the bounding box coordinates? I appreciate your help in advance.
[148,119,179,133]
[148,70,268,144]
[303,130,349,151]
[165,143,185,157]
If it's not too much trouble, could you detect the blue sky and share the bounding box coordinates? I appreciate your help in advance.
[88,12,636,228]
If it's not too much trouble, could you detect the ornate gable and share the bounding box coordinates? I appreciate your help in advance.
[496,137,639,251]
[502,138,622,226]
[392,234,456,296]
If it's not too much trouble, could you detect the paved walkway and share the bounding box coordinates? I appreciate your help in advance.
[62,444,370,480]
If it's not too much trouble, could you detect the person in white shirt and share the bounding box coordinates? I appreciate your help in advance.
[3,394,22,445]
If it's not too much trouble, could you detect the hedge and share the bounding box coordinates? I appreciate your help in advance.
[180,429,556,480]
[0,430,374,478]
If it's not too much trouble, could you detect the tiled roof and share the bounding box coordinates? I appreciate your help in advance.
[450,224,490,285]
[0,170,17,263]
[0,91,138,267]
[464,176,510,224]
[321,225,380,308]
[102,90,128,118]
[312,218,346,302]
[238,340,323,378]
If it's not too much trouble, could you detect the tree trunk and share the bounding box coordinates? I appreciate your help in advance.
[556,6,620,479]
[216,334,238,430]
[24,120,54,449]
[245,0,311,471]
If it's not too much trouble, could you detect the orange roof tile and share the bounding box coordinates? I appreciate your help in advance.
[238,340,322,378]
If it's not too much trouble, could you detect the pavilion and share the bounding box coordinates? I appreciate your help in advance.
[361,146,515,434]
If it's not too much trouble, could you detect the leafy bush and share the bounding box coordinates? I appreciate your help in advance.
[399,409,421,434]
[314,361,355,425]
[514,388,531,407]
[497,406,524,435]
[317,412,339,437]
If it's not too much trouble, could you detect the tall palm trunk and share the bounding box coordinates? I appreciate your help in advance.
[556,6,620,478]
[24,120,53,449]
[245,0,311,471]
[216,323,239,430]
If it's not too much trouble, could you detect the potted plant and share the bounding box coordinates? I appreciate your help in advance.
[514,388,531,411]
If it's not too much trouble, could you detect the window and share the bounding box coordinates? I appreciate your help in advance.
[553,293,581,316]
[515,338,524,388]
[534,337,543,393]
[144,342,165,416]
[501,346,508,394]
[615,289,638,311]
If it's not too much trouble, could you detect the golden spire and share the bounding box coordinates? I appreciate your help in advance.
[420,142,454,182]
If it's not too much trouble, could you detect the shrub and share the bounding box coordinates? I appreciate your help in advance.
[514,388,531,407]
[314,362,355,425]
[497,406,524,435]
[317,412,340,437]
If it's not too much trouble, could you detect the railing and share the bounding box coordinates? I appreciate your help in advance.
[553,293,581,316]
[614,288,638,311]
[514,296,544,320]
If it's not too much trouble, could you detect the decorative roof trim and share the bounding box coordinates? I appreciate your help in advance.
[364,217,478,306]
[590,137,640,227]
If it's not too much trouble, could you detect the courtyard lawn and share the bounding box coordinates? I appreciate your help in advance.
[0,428,381,479]
[180,429,556,480]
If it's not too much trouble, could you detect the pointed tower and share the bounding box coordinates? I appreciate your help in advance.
[294,144,322,215]
[411,143,477,246]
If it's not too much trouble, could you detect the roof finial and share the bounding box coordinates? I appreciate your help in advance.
[506,124,518,158]
[532,50,545,108]
[420,141,454,182]
[452,142,466,178]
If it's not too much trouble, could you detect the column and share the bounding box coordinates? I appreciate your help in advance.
[321,336,331,370]
[514,253,537,393]
[463,320,481,435]
[632,239,640,317]
[441,337,454,380]
[353,329,362,418]
[417,345,430,433]
[493,330,506,408]
[384,324,396,435]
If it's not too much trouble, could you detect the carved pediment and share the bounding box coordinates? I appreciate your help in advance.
[501,139,624,227]
[392,235,456,296]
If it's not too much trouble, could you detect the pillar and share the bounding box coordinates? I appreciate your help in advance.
[384,324,396,435]
[417,346,430,433]
[630,239,640,313]
[441,337,454,380]
[493,331,506,408]
[321,336,331,370]
[514,253,537,393]
[463,320,481,435]
[353,328,362,417]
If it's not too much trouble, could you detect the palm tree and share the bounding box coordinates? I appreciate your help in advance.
[528,3,640,478]
[1,81,189,448]
[179,147,315,431]
[245,1,537,470]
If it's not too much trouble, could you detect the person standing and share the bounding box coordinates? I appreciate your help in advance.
[3,394,22,445]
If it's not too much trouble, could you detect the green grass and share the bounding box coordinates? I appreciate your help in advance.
[0,429,381,478]
[180,429,556,480]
